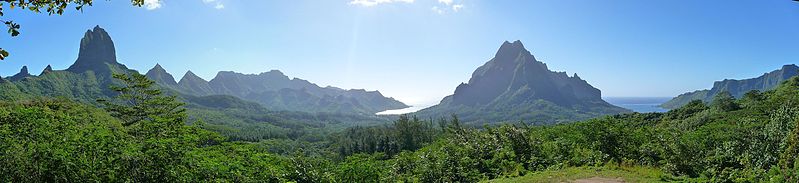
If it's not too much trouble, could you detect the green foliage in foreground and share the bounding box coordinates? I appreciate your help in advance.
[2,76,799,182]
[485,166,665,183]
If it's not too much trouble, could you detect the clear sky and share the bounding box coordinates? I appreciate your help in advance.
[1,0,799,106]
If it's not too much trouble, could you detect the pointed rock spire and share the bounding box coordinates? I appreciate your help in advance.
[66,25,119,73]
[8,66,32,81]
[40,65,53,75]
[19,66,28,75]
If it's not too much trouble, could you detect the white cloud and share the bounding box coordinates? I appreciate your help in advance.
[144,0,162,10]
[452,4,464,12]
[431,6,444,14]
[347,0,463,14]
[349,0,415,7]
[202,0,224,9]
[432,0,464,14]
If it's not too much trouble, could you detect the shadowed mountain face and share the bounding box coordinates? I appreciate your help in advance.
[66,26,119,74]
[452,41,602,106]
[146,64,178,86]
[416,41,629,125]
[177,71,214,96]
[148,67,409,114]
[661,64,799,109]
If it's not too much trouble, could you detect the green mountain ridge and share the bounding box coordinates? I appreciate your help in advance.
[148,66,408,115]
[0,25,392,141]
[661,64,799,109]
[6,66,33,81]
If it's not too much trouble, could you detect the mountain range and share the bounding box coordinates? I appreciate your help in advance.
[0,26,395,141]
[415,41,630,124]
[0,26,407,116]
[0,26,640,127]
[661,64,799,109]
[146,65,408,115]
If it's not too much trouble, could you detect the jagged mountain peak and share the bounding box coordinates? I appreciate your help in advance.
[149,64,167,73]
[494,40,533,62]
[19,66,29,75]
[8,65,33,81]
[212,70,291,81]
[264,69,285,76]
[153,63,165,70]
[177,70,214,96]
[457,41,595,106]
[66,25,120,73]
[177,68,408,114]
[180,70,206,82]
[416,40,628,124]
[499,40,525,50]
[145,63,178,86]
[40,65,53,75]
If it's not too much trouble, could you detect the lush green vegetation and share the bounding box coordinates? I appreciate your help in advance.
[2,74,799,182]
[486,166,665,183]
[661,64,799,109]
[0,67,393,143]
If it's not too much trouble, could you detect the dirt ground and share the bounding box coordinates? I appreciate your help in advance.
[571,177,625,183]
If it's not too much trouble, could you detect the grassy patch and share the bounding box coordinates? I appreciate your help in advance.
[485,165,667,183]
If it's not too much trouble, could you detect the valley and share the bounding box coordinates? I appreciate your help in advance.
[1,1,798,182]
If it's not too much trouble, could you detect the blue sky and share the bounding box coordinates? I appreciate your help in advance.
[1,0,798,106]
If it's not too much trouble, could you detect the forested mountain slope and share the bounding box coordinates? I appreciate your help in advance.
[416,41,630,125]
[0,26,392,142]
[147,65,408,115]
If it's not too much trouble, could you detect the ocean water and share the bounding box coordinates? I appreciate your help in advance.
[603,97,671,113]
[377,97,673,115]
[376,102,438,115]
[376,105,430,115]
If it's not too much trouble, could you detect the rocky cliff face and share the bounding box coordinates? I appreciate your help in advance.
[662,64,799,109]
[66,26,120,74]
[416,40,628,124]
[451,41,602,107]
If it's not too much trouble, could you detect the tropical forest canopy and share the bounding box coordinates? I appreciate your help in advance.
[1,1,799,182]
